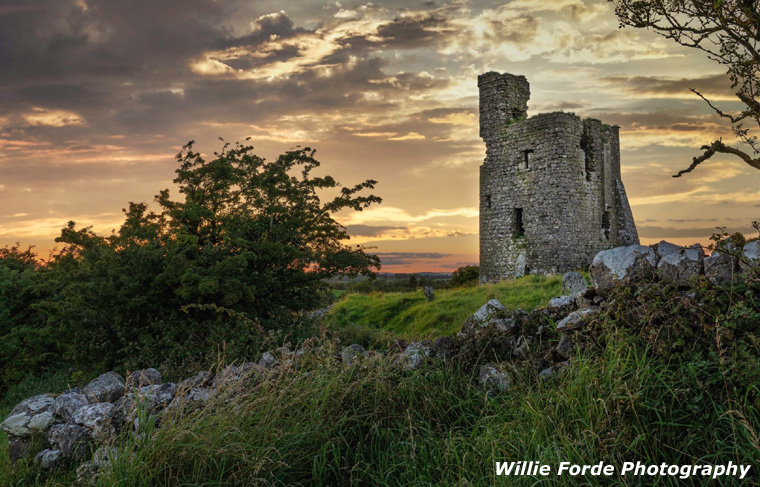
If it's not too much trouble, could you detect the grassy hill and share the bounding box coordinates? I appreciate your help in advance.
[325,275,562,342]
[3,274,760,486]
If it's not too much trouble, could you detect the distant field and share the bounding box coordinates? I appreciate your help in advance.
[325,275,562,341]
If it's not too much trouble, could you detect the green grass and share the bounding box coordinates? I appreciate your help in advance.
[14,332,754,487]
[5,276,760,486]
[326,275,562,341]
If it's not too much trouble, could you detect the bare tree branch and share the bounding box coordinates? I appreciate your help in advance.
[612,0,760,177]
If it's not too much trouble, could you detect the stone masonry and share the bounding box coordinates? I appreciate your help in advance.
[479,72,639,282]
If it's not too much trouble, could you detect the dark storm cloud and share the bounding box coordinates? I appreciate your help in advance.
[0,0,231,81]
[376,14,451,47]
[345,225,406,236]
[601,74,733,96]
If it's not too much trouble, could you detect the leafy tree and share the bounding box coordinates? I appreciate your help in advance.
[407,274,418,289]
[611,0,760,176]
[42,140,382,372]
[448,265,480,288]
[0,246,56,390]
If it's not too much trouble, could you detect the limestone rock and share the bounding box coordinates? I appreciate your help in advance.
[178,371,213,390]
[397,342,432,371]
[589,245,656,297]
[1,414,32,437]
[479,364,512,393]
[562,271,587,295]
[657,246,704,288]
[138,383,177,413]
[48,423,90,459]
[55,391,90,423]
[460,299,510,338]
[258,351,279,369]
[548,294,576,314]
[341,344,367,366]
[432,336,457,360]
[423,286,435,302]
[71,403,116,443]
[512,335,532,359]
[538,361,569,380]
[2,394,55,438]
[35,449,63,470]
[740,241,760,271]
[704,252,739,286]
[28,411,55,432]
[212,364,263,391]
[556,308,598,331]
[472,299,505,321]
[556,334,575,360]
[169,388,211,412]
[11,393,55,416]
[655,240,681,262]
[128,368,162,387]
[83,372,125,403]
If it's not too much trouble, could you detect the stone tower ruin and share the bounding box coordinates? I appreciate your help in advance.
[479,72,639,282]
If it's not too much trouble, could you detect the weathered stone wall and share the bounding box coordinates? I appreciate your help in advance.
[479,72,639,283]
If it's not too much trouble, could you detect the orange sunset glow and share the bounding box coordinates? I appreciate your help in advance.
[1,0,758,272]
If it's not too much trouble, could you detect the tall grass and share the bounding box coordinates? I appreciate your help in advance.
[64,332,760,487]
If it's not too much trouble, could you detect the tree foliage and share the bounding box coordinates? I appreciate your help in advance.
[611,0,760,176]
[0,141,382,385]
[448,265,480,288]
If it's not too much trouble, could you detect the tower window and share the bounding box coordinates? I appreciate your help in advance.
[580,132,592,181]
[486,194,492,209]
[514,208,525,237]
[521,150,533,170]
[602,211,611,240]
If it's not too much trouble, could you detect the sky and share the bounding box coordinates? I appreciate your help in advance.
[1,0,758,273]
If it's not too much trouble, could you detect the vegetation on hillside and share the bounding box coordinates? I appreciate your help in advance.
[0,141,381,394]
[3,267,760,486]
[326,275,562,343]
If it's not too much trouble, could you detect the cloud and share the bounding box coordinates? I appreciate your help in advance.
[601,74,734,100]
[375,252,451,266]
[345,224,403,236]
[637,225,755,239]
[340,206,479,225]
[22,108,86,127]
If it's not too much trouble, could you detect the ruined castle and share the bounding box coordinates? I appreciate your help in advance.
[478,72,639,283]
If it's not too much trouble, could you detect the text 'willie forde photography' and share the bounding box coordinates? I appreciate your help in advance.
[495,461,751,480]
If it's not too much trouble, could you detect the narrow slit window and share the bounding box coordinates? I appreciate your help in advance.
[602,211,611,240]
[521,150,533,170]
[485,194,492,209]
[514,208,525,237]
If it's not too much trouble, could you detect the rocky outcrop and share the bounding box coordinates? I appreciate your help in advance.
[654,240,681,262]
[741,241,760,272]
[423,286,435,302]
[562,271,588,295]
[479,364,513,392]
[704,251,739,286]
[657,246,704,288]
[341,344,367,366]
[589,245,656,297]
[83,372,125,404]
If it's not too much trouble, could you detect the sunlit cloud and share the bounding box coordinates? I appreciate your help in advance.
[22,108,85,127]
